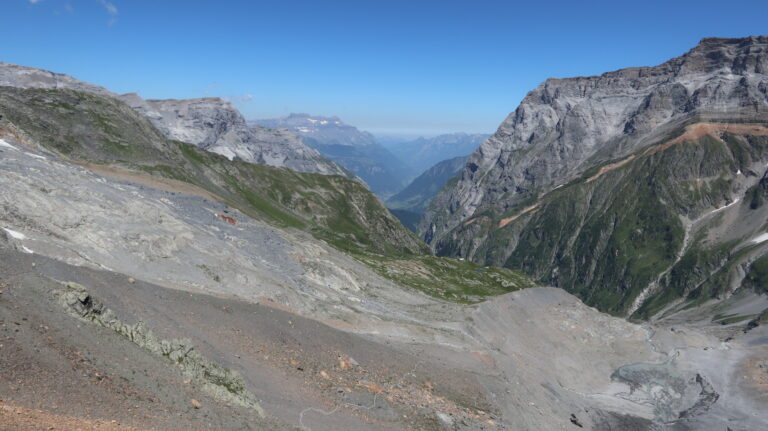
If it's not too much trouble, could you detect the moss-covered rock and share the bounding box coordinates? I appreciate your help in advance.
[57,281,265,416]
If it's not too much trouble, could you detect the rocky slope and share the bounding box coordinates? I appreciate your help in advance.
[0,62,347,177]
[0,85,540,302]
[0,86,425,258]
[253,113,413,197]
[422,36,768,318]
[121,96,350,177]
[383,133,487,176]
[0,61,116,98]
[1,61,768,430]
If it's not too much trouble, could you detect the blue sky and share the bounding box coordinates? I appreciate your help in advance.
[2,1,767,136]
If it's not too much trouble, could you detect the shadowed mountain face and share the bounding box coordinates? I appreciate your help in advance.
[422,36,768,318]
[252,113,413,198]
[387,156,469,226]
[386,155,468,232]
[382,132,488,176]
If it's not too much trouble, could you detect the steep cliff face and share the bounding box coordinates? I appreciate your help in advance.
[0,63,348,177]
[121,96,350,177]
[424,37,768,243]
[422,36,768,317]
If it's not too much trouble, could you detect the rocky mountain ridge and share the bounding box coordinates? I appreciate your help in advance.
[253,113,376,147]
[422,36,768,318]
[0,62,348,177]
[424,36,768,242]
[121,95,350,177]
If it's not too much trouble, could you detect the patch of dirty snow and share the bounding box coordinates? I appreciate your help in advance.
[3,228,26,240]
[750,232,768,244]
[21,246,33,254]
[0,139,18,151]
[24,152,46,160]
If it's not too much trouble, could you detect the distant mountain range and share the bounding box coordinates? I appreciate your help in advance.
[381,132,488,176]
[252,113,412,197]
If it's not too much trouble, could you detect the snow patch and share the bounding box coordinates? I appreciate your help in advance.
[24,152,46,160]
[210,146,236,161]
[3,228,27,240]
[0,139,18,151]
[21,246,33,254]
[750,232,768,244]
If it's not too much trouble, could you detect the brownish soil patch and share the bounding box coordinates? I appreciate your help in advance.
[0,402,156,431]
[645,122,768,156]
[77,162,221,203]
[738,350,768,404]
[586,155,636,183]
[498,203,540,228]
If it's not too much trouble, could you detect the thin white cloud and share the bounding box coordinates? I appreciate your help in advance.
[97,0,118,25]
[223,94,255,104]
[28,0,42,4]
[98,0,117,15]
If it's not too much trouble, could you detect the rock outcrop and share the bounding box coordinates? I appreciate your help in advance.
[120,95,350,176]
[0,61,116,98]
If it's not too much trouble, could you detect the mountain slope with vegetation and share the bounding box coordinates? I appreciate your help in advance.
[422,36,768,318]
[434,122,768,316]
[0,85,533,301]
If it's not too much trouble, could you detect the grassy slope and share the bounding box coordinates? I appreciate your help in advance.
[0,86,533,301]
